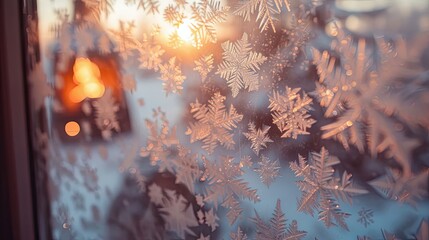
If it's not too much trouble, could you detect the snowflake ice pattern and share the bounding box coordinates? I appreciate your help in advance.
[159,57,186,95]
[289,147,368,230]
[186,92,243,154]
[268,86,315,139]
[216,33,267,97]
[254,155,280,187]
[243,122,273,156]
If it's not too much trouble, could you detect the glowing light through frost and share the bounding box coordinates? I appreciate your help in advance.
[69,58,105,103]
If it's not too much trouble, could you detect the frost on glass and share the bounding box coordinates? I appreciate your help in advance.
[23,0,429,239]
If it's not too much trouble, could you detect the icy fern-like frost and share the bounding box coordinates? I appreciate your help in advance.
[217,33,267,97]
[243,122,273,156]
[289,147,368,230]
[186,92,243,154]
[189,0,229,48]
[159,57,186,95]
[268,86,315,139]
[253,199,306,240]
[234,0,291,32]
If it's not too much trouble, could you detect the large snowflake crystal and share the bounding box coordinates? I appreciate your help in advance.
[159,57,186,95]
[216,33,267,97]
[268,86,316,139]
[243,122,273,156]
[289,147,368,230]
[137,33,165,71]
[201,155,259,208]
[253,199,306,240]
[186,92,243,154]
[312,29,428,177]
[140,109,179,172]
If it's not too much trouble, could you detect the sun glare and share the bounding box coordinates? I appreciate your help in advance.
[177,19,193,43]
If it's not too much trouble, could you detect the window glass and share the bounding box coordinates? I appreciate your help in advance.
[24,0,429,239]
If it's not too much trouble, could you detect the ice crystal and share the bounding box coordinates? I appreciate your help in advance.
[253,199,306,240]
[109,20,136,59]
[243,122,273,156]
[205,208,219,231]
[168,30,184,49]
[159,57,186,95]
[201,155,259,207]
[268,86,315,139]
[194,54,214,82]
[254,155,280,187]
[289,147,368,230]
[216,33,267,97]
[312,29,426,177]
[121,74,136,92]
[140,109,179,172]
[369,168,428,205]
[186,92,243,154]
[140,110,201,193]
[234,0,291,32]
[230,227,248,240]
[148,183,164,205]
[164,4,186,27]
[137,34,165,71]
[158,189,199,238]
[92,89,120,140]
[189,0,229,48]
[174,146,201,193]
[357,208,374,228]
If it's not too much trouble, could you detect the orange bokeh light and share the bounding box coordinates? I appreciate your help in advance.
[69,58,105,103]
[65,121,80,137]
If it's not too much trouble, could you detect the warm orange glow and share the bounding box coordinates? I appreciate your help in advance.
[69,58,105,103]
[65,121,80,136]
